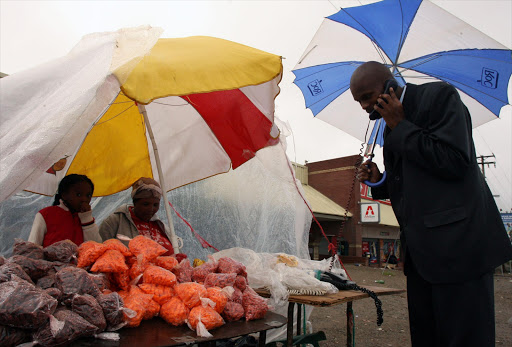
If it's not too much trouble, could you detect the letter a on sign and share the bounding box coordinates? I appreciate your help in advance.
[366,206,374,216]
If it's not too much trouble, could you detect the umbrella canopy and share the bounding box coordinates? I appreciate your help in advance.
[292,0,511,147]
[0,27,282,201]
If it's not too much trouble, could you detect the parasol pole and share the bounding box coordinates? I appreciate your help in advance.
[137,104,181,253]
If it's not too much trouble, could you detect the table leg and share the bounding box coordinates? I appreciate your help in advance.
[259,330,267,347]
[287,302,295,347]
[346,301,354,347]
[296,304,302,336]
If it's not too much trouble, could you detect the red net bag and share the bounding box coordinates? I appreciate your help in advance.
[103,239,133,257]
[230,287,243,304]
[12,238,44,260]
[192,261,218,283]
[204,273,237,288]
[242,287,268,321]
[91,250,128,273]
[216,257,247,278]
[154,256,178,271]
[172,258,193,283]
[71,293,107,333]
[8,255,53,282]
[0,263,34,284]
[77,241,108,268]
[128,235,167,262]
[97,292,125,329]
[160,296,189,326]
[234,275,247,291]
[43,240,78,264]
[175,282,207,309]
[187,305,224,334]
[138,283,175,305]
[55,267,101,304]
[143,265,177,287]
[206,287,228,314]
[222,301,245,322]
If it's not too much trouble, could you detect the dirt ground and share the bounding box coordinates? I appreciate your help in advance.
[308,264,512,347]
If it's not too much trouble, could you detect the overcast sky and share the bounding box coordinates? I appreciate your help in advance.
[1,0,511,211]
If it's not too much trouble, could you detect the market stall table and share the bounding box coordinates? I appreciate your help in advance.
[256,286,405,347]
[71,311,287,347]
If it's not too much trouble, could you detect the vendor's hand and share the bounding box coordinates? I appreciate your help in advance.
[357,160,382,183]
[375,87,404,129]
[79,202,92,213]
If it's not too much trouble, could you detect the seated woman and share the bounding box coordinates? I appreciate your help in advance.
[99,177,174,255]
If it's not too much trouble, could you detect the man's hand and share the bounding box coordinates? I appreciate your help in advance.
[357,160,382,183]
[375,87,404,129]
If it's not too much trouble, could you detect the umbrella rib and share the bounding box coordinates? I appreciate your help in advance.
[153,101,191,107]
[94,104,135,126]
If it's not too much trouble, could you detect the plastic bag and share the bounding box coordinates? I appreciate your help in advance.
[160,296,189,326]
[128,235,167,262]
[32,308,97,346]
[43,239,78,264]
[206,287,228,314]
[175,282,207,309]
[230,287,243,304]
[122,292,154,328]
[0,256,5,266]
[143,297,160,320]
[45,287,62,301]
[103,238,132,257]
[12,238,44,260]
[222,301,245,322]
[0,278,58,329]
[0,262,34,284]
[97,292,125,330]
[204,273,237,288]
[91,250,128,273]
[8,255,54,281]
[77,241,108,268]
[0,324,31,347]
[154,256,178,271]
[242,287,268,321]
[88,273,111,292]
[36,274,56,289]
[128,255,150,281]
[191,260,218,283]
[138,283,175,305]
[55,267,101,304]
[187,305,225,336]
[143,265,177,287]
[71,294,107,333]
[172,258,193,283]
[217,257,247,278]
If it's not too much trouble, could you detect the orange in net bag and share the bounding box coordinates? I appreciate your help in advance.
[103,239,132,257]
[187,305,225,336]
[77,241,108,268]
[143,265,177,287]
[160,296,189,326]
[128,255,151,281]
[154,256,178,271]
[123,292,154,328]
[138,283,175,305]
[91,250,129,273]
[175,282,207,309]
[206,287,228,314]
[143,297,160,320]
[128,235,167,262]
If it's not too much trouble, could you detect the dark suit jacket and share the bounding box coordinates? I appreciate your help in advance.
[371,82,512,284]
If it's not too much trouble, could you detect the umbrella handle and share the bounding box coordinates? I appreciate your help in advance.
[364,171,387,188]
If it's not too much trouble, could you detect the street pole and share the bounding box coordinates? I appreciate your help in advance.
[477,154,496,180]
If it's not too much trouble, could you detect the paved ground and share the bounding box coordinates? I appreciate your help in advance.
[308,264,512,346]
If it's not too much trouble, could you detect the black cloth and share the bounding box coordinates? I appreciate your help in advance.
[371,82,512,284]
[406,257,495,347]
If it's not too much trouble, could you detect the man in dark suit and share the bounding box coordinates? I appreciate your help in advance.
[352,61,512,347]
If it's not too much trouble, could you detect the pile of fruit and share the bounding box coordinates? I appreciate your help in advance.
[0,236,269,346]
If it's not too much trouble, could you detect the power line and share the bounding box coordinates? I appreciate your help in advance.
[477,154,496,180]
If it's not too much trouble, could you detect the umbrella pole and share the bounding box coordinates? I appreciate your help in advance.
[138,104,181,253]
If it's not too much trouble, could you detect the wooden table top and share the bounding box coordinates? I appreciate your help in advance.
[255,286,406,307]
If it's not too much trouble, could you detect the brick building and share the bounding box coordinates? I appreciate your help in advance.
[297,155,400,266]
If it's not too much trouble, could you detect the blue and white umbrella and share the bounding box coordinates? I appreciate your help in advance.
[293,0,512,148]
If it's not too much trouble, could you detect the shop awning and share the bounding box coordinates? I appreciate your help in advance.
[303,184,352,221]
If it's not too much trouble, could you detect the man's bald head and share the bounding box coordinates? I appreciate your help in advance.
[350,61,393,88]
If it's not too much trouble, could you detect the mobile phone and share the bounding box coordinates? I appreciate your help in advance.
[369,79,399,120]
